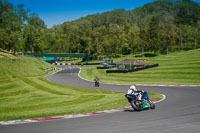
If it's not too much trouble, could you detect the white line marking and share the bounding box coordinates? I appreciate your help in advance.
[153,94,166,104]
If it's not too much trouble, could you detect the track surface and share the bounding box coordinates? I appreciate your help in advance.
[1,66,200,133]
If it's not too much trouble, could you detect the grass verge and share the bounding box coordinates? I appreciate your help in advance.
[80,49,200,85]
[0,77,161,121]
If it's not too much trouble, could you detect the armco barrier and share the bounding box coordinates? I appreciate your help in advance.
[106,64,159,73]
[45,68,56,72]
[97,66,116,69]
[55,62,101,66]
[82,63,100,65]
[106,69,129,73]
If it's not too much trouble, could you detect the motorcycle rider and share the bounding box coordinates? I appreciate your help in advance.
[127,85,148,101]
[94,77,100,87]
[126,85,155,110]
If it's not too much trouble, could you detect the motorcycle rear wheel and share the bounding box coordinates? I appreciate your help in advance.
[130,100,142,111]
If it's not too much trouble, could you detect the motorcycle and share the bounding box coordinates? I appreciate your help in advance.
[95,81,99,87]
[125,89,155,111]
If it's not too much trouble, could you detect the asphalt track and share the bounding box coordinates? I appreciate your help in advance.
[1,66,200,133]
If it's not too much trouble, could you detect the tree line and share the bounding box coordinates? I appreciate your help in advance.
[0,0,200,57]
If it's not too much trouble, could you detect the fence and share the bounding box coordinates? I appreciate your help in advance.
[45,67,57,73]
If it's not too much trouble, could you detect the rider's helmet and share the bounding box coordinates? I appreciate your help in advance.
[127,85,137,94]
[130,85,137,91]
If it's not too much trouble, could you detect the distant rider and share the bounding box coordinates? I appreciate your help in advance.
[94,77,100,87]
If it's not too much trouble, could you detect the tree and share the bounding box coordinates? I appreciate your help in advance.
[175,1,200,26]
[182,25,199,50]
[147,16,160,54]
[51,38,69,53]
[139,26,148,56]
[28,13,46,29]
[108,23,126,56]
[0,29,10,49]
[91,26,107,56]
[128,25,140,54]
[159,13,176,55]
[22,14,47,53]
[121,43,131,55]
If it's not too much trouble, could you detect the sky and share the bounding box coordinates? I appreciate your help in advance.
[9,0,200,28]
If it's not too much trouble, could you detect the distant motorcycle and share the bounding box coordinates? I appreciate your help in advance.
[94,77,100,87]
[125,89,155,111]
[95,81,99,87]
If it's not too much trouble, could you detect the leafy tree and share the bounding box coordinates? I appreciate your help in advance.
[0,29,10,49]
[159,13,176,54]
[182,25,199,49]
[128,25,140,54]
[108,23,126,56]
[22,14,47,53]
[121,43,131,55]
[91,26,107,56]
[147,16,160,54]
[139,26,148,56]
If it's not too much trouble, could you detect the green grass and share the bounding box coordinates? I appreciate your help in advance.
[0,56,54,81]
[0,77,122,121]
[0,55,162,121]
[0,77,161,121]
[80,49,200,85]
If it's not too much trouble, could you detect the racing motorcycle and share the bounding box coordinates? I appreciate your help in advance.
[95,81,99,87]
[125,89,155,111]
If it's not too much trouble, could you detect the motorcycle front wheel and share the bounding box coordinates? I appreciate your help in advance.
[148,100,155,109]
[150,103,155,109]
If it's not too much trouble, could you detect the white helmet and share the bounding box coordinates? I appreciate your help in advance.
[127,85,137,94]
[130,85,137,91]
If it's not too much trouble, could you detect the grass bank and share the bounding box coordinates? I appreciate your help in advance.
[0,54,54,80]
[80,49,200,85]
[0,54,162,121]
